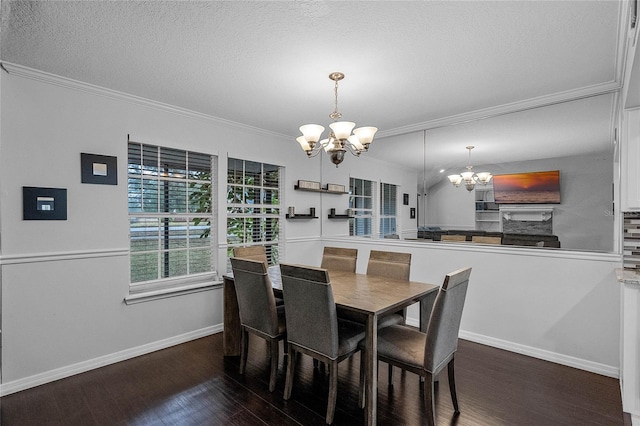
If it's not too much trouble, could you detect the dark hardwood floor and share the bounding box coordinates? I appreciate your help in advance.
[1,333,629,425]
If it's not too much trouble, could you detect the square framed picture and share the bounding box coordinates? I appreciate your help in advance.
[81,153,118,185]
[23,186,67,220]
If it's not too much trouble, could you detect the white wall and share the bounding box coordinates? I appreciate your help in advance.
[287,237,621,377]
[0,68,299,393]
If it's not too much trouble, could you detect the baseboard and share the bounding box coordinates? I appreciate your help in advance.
[404,318,618,378]
[459,330,619,378]
[0,324,222,396]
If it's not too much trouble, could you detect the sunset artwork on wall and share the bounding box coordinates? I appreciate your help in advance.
[492,170,561,204]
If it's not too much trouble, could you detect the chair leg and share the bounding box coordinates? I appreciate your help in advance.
[359,351,366,409]
[283,345,295,400]
[388,364,394,386]
[240,328,249,375]
[326,360,338,424]
[448,358,460,414]
[424,372,436,426]
[269,338,279,392]
[313,359,319,368]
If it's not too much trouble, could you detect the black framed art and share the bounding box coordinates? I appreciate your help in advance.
[403,193,409,205]
[23,186,67,220]
[410,207,416,219]
[81,153,118,185]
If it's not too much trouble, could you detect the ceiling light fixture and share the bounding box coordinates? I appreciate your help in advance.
[447,145,492,192]
[296,72,377,167]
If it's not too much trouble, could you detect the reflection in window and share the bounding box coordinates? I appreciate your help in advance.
[227,158,282,266]
[380,182,397,237]
[349,177,374,236]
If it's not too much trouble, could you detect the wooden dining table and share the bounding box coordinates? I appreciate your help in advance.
[223,265,438,426]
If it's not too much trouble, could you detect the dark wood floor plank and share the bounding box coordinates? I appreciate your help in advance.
[0,333,626,425]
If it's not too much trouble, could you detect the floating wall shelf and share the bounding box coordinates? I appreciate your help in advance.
[286,207,317,219]
[286,213,318,219]
[293,185,348,195]
[328,208,351,219]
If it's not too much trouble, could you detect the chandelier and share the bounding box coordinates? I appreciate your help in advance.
[296,72,377,167]
[447,146,492,192]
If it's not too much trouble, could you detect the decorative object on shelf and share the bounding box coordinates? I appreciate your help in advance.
[81,153,117,185]
[447,146,492,192]
[297,180,321,190]
[327,183,345,193]
[23,186,67,220]
[296,72,377,167]
[288,206,296,218]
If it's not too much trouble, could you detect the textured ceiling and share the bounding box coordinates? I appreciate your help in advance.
[0,0,627,175]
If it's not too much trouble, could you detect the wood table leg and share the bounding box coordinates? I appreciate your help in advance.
[365,314,377,425]
[223,276,242,356]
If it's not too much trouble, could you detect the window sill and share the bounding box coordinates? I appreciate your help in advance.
[124,280,222,305]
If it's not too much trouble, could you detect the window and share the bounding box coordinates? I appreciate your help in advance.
[227,158,282,266]
[380,182,397,236]
[349,177,374,236]
[128,142,217,290]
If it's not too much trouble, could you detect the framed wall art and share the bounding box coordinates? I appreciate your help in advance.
[81,153,118,185]
[23,186,67,220]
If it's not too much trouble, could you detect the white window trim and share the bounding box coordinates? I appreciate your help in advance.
[127,141,218,301]
[124,273,222,305]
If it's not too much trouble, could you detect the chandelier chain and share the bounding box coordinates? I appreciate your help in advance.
[329,78,342,121]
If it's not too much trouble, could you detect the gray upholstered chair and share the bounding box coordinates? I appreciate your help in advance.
[441,234,467,242]
[366,250,412,328]
[279,263,365,425]
[233,245,284,306]
[320,246,357,272]
[230,257,286,392]
[367,267,472,426]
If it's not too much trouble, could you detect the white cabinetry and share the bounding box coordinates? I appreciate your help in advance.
[474,186,500,231]
[622,108,640,211]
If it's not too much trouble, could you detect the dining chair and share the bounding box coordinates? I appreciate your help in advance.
[230,257,286,392]
[320,246,358,272]
[233,245,269,264]
[471,235,502,244]
[366,250,411,328]
[367,267,472,426]
[279,263,366,425]
[441,234,467,242]
[233,245,284,306]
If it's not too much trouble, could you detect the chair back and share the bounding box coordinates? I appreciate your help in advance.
[321,247,357,272]
[441,234,467,242]
[471,236,502,244]
[279,263,340,359]
[423,267,472,373]
[366,250,411,281]
[230,257,280,337]
[233,245,269,265]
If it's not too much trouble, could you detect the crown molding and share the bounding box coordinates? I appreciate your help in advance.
[377,80,622,139]
[0,61,289,140]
